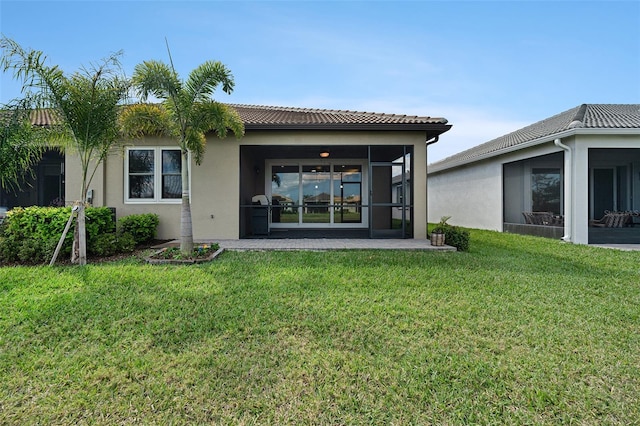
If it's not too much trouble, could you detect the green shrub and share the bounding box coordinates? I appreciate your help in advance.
[117,213,159,245]
[89,232,135,257]
[0,206,116,263]
[428,217,470,252]
[443,225,470,252]
[0,207,71,262]
[89,233,119,257]
[85,207,116,249]
[17,236,57,263]
[116,232,136,253]
[0,233,20,262]
[0,207,156,263]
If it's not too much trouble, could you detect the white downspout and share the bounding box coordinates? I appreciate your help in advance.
[554,138,572,242]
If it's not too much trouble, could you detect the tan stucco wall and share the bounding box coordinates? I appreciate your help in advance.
[411,135,428,239]
[64,157,105,205]
[114,138,183,239]
[66,130,429,240]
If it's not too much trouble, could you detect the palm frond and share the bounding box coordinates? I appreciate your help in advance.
[132,60,181,102]
[193,101,245,139]
[184,131,206,165]
[119,103,176,139]
[184,61,235,104]
[0,36,67,110]
[0,99,47,191]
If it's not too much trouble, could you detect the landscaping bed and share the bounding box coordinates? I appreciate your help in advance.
[145,243,223,264]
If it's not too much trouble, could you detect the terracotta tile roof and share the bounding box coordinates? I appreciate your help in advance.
[228,104,449,130]
[24,103,450,132]
[29,109,58,126]
[429,104,640,173]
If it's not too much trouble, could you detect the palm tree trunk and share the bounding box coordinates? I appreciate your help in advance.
[180,150,194,254]
[71,201,87,265]
[77,204,87,265]
[72,169,88,266]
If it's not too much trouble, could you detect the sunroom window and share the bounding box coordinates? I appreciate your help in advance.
[531,168,561,214]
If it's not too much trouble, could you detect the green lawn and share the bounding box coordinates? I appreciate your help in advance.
[1,230,639,424]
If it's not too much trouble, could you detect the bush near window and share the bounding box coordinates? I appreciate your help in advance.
[0,207,157,264]
[116,213,159,245]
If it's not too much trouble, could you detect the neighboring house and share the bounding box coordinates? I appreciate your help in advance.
[391,173,410,222]
[1,110,66,210]
[0,148,65,210]
[428,104,640,245]
[50,104,450,240]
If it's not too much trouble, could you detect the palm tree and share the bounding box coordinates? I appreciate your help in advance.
[121,56,244,254]
[0,37,130,265]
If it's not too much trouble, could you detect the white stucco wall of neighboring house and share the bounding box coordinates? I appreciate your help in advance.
[428,131,640,245]
[428,142,563,230]
[427,159,503,230]
[570,133,640,244]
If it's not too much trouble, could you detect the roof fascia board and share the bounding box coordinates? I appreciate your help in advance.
[428,127,640,174]
[244,123,452,132]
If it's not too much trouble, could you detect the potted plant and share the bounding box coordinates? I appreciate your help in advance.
[430,216,451,246]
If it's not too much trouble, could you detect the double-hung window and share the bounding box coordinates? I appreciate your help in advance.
[126,148,184,203]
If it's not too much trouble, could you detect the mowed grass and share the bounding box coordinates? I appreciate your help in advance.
[1,230,639,424]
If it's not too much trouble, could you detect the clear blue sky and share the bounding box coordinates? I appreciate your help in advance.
[1,0,639,162]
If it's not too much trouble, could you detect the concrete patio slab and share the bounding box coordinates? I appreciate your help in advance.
[156,239,456,251]
[590,244,640,251]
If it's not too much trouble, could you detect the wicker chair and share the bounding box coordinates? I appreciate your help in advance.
[589,212,631,228]
[522,212,564,226]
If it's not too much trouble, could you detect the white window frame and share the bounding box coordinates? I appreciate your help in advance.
[124,147,188,204]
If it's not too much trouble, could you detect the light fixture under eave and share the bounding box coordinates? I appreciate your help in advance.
[319,150,330,158]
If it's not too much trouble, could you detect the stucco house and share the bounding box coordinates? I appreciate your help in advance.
[4,104,451,240]
[428,104,640,245]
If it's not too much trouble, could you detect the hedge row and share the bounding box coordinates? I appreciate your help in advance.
[0,206,159,264]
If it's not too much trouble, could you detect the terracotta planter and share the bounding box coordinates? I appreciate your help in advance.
[430,232,445,246]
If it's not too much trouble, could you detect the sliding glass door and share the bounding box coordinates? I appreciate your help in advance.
[269,162,365,228]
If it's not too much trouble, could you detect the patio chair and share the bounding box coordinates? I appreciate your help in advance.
[589,212,631,228]
[522,211,564,226]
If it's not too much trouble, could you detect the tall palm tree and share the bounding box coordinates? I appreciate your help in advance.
[121,57,244,254]
[0,37,130,265]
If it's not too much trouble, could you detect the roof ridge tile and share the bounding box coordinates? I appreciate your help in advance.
[430,104,640,171]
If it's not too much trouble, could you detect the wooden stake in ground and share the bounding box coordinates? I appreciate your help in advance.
[49,204,78,266]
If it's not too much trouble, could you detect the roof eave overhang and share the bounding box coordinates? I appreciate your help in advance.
[244,123,452,133]
[428,127,640,174]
